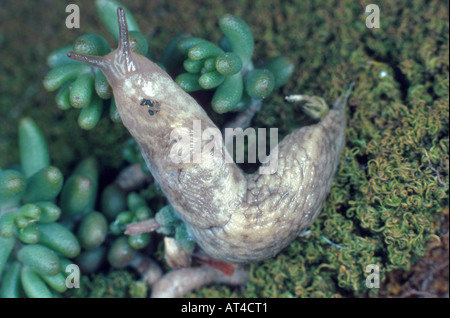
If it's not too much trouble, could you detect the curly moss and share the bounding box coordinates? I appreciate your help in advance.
[65,270,147,298]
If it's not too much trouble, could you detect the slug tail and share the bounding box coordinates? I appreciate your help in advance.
[332,81,354,110]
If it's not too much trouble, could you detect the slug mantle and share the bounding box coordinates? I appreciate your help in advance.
[68,8,348,264]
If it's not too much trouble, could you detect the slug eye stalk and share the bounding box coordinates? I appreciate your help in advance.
[68,8,137,83]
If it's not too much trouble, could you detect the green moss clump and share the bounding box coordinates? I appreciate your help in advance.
[65,270,147,298]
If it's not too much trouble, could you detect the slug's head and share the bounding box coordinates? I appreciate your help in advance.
[67,7,163,88]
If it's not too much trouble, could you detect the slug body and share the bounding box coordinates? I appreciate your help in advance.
[68,8,347,264]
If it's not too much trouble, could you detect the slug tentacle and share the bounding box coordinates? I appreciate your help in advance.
[66,51,108,70]
[68,8,138,83]
[69,8,349,264]
[116,7,132,66]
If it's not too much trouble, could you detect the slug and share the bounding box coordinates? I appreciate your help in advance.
[68,8,348,264]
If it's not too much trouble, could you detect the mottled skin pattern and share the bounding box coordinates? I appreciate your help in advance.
[68,8,346,264]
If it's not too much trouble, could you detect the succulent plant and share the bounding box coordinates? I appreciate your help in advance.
[43,0,294,128]
[0,118,81,297]
[43,0,149,129]
[175,15,294,113]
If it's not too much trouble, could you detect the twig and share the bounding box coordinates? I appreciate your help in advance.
[125,218,161,235]
[151,265,249,298]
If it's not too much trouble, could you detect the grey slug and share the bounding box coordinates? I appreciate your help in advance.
[68,8,347,264]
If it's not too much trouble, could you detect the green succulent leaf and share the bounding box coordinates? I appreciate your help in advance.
[55,81,73,110]
[17,244,61,276]
[199,71,225,89]
[101,184,127,221]
[20,266,53,298]
[177,37,209,55]
[135,205,152,221]
[109,220,123,235]
[264,56,295,89]
[78,94,103,130]
[0,212,16,238]
[232,91,251,112]
[0,169,26,209]
[77,212,108,250]
[35,202,61,224]
[0,236,15,276]
[128,233,151,250]
[95,0,140,41]
[188,41,224,61]
[116,211,134,225]
[126,192,147,212]
[59,257,74,277]
[107,236,136,269]
[43,64,90,92]
[129,31,149,56]
[38,223,81,258]
[73,33,111,56]
[0,261,21,298]
[203,57,217,72]
[70,72,95,109]
[39,272,68,293]
[75,246,106,274]
[23,166,64,203]
[95,68,113,99]
[218,14,254,67]
[215,52,243,75]
[17,225,40,244]
[109,98,122,123]
[211,72,244,113]
[175,73,202,92]
[60,175,93,216]
[244,68,275,99]
[19,118,50,178]
[183,58,205,73]
[47,44,81,68]
[16,204,41,228]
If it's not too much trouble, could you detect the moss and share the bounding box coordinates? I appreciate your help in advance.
[381,208,449,297]
[1,0,448,297]
[65,270,147,298]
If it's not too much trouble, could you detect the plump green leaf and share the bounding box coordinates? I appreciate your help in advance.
[38,223,81,258]
[19,118,50,178]
[17,244,61,276]
[76,212,108,250]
